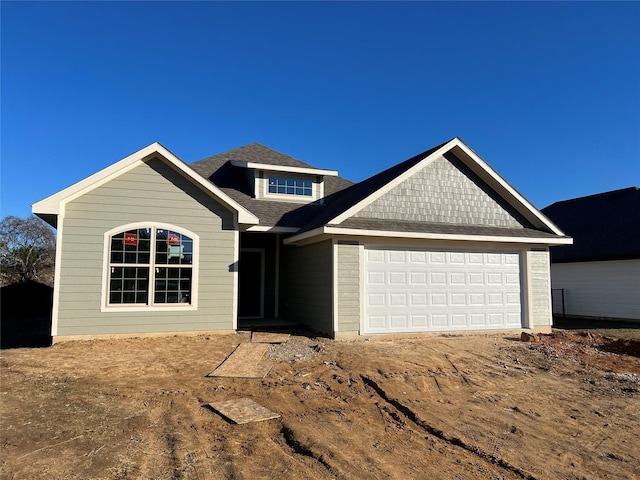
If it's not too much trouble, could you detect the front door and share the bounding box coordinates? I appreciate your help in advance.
[238,249,264,318]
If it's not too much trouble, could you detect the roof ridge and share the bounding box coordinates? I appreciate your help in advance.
[545,186,639,208]
[191,142,320,170]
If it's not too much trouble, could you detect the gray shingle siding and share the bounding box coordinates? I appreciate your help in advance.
[354,154,526,228]
[56,158,236,337]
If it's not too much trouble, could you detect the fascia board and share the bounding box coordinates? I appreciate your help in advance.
[32,143,163,215]
[328,137,567,238]
[283,227,326,245]
[245,226,300,233]
[451,140,566,236]
[328,139,457,225]
[32,142,259,225]
[285,224,573,246]
[230,160,338,177]
[320,226,573,245]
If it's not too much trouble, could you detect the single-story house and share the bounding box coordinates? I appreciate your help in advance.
[33,138,572,342]
[541,187,640,321]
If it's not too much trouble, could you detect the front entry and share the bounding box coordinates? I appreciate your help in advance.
[238,249,264,318]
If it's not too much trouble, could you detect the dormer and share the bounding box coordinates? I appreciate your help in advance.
[230,160,339,204]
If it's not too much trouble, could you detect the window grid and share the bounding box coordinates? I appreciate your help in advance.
[108,227,193,307]
[268,177,312,196]
[154,267,193,304]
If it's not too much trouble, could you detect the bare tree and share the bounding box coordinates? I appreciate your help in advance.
[0,215,56,287]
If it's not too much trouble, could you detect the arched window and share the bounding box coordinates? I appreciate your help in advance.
[105,225,196,307]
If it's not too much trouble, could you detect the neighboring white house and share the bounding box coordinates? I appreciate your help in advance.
[542,187,640,321]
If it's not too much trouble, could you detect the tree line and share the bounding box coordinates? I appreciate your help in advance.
[0,215,55,287]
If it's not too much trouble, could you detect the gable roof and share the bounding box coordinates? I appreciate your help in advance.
[541,187,640,262]
[32,139,574,247]
[32,142,259,227]
[286,137,570,244]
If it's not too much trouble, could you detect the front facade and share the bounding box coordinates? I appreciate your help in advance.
[34,138,572,341]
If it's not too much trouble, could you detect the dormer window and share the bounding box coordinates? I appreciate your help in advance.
[268,177,313,197]
[229,159,338,204]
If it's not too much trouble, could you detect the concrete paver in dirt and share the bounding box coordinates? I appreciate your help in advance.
[206,342,271,378]
[251,331,291,344]
[207,398,281,424]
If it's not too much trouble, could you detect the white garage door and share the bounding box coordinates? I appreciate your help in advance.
[364,248,522,333]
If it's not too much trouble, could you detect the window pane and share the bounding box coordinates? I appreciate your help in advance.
[267,177,313,196]
[108,266,149,304]
[156,230,193,265]
[110,229,151,265]
[154,267,192,304]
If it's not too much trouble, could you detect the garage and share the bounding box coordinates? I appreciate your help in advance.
[364,248,523,333]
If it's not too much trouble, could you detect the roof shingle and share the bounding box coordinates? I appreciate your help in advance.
[541,187,640,262]
[190,143,353,228]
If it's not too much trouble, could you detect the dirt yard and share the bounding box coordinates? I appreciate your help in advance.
[1,328,639,480]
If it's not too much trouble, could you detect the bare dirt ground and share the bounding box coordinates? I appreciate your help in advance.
[1,329,639,480]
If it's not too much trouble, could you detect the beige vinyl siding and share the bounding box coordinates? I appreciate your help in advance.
[56,157,236,337]
[551,260,640,320]
[336,243,361,332]
[280,240,333,334]
[526,250,552,327]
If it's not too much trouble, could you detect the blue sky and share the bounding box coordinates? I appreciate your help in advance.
[2,1,639,220]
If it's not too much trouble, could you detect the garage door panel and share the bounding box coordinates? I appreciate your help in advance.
[468,253,484,264]
[412,315,428,327]
[369,315,386,329]
[390,315,408,328]
[410,293,427,306]
[389,271,407,285]
[364,248,522,333]
[450,293,467,306]
[488,313,506,325]
[469,293,485,305]
[505,273,520,285]
[368,271,385,284]
[431,293,447,306]
[506,292,521,305]
[410,272,427,285]
[389,293,407,306]
[388,251,406,263]
[430,252,446,263]
[431,314,448,327]
[409,251,426,263]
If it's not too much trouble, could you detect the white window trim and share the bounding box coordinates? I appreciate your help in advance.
[266,176,313,196]
[101,222,199,312]
[258,174,322,203]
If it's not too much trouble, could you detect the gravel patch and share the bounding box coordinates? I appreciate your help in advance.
[267,334,328,362]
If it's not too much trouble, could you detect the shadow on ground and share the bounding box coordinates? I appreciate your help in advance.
[554,315,640,331]
[1,281,53,349]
